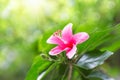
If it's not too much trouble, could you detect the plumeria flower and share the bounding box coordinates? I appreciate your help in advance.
[47,23,89,59]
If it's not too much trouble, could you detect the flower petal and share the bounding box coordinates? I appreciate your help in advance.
[66,45,77,59]
[49,46,64,55]
[62,23,73,42]
[47,35,65,46]
[73,32,89,44]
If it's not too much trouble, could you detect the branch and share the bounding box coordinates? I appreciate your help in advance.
[68,63,73,80]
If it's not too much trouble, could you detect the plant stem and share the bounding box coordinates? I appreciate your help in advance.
[68,63,73,80]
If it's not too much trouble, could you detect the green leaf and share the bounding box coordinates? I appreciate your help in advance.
[76,50,113,70]
[25,55,52,80]
[77,24,120,54]
[71,66,82,80]
[87,70,114,80]
[77,30,110,53]
[41,63,68,80]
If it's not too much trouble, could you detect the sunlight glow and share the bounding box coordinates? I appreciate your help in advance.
[24,0,46,15]
[1,0,18,19]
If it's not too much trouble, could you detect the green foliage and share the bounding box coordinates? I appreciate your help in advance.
[26,23,120,80]
[76,50,113,70]
[77,24,120,53]
[25,55,52,80]
[87,70,114,80]
[27,23,120,80]
[41,63,68,80]
[25,50,114,80]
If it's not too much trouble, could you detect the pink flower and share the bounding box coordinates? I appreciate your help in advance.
[47,23,89,59]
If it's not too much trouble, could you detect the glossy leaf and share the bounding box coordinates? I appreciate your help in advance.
[87,70,115,80]
[25,55,52,80]
[76,50,113,70]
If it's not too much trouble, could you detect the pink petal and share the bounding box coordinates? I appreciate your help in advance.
[62,23,73,42]
[49,46,64,55]
[73,32,89,44]
[47,35,65,46]
[66,45,77,59]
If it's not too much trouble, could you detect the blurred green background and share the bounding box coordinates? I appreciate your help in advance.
[0,0,120,80]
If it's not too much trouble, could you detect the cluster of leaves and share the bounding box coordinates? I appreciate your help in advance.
[25,50,114,80]
[25,23,120,80]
